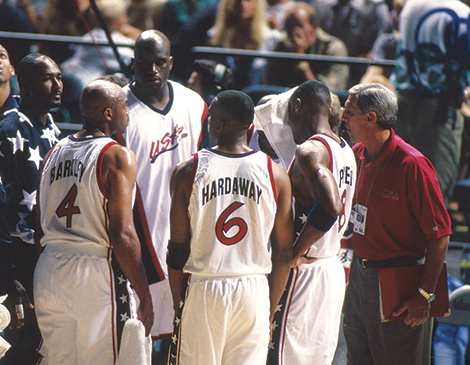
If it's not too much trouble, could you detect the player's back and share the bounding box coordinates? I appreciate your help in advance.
[38,136,117,248]
[186,148,278,277]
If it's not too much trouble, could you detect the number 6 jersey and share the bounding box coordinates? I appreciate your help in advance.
[186,148,278,277]
[38,136,118,248]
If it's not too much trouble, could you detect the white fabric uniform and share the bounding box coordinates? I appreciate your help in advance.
[270,134,357,365]
[122,81,207,338]
[34,136,139,365]
[172,149,277,365]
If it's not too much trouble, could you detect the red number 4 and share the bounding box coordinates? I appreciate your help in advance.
[56,184,81,228]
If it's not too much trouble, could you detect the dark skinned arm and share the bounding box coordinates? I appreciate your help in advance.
[168,159,193,312]
[291,140,342,267]
[268,162,293,322]
[103,144,154,336]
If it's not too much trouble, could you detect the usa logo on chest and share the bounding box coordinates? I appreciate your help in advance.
[148,124,188,163]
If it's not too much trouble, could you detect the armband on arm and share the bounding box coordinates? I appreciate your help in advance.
[306,203,337,232]
[166,240,190,270]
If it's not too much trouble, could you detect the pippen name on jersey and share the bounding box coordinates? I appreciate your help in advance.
[339,166,354,189]
[49,158,86,185]
[202,177,263,206]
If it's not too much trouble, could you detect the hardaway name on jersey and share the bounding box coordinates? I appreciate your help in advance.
[121,81,207,283]
[38,136,117,248]
[186,149,278,277]
[292,134,357,258]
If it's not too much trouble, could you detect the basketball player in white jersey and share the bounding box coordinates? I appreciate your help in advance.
[267,81,357,365]
[167,90,293,365]
[34,80,153,364]
[116,30,208,346]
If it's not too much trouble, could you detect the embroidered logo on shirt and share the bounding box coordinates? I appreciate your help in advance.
[381,189,399,201]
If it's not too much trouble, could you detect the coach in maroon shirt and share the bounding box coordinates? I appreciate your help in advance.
[341,83,451,365]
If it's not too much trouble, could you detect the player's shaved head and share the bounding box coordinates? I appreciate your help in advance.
[134,30,171,58]
[80,80,126,121]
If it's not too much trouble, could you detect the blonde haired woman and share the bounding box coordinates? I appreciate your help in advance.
[208,0,281,88]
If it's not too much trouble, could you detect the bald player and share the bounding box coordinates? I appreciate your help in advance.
[117,30,207,346]
[34,80,153,364]
[167,90,293,365]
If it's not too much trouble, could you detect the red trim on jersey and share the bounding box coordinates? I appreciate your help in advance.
[115,134,126,146]
[96,142,119,199]
[310,136,333,172]
[36,144,58,244]
[280,268,300,365]
[247,123,255,144]
[267,155,278,204]
[197,102,208,149]
[107,247,118,362]
[188,153,198,206]
[135,185,166,280]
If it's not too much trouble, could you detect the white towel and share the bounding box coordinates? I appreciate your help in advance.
[116,319,152,365]
[253,87,298,171]
[0,295,11,359]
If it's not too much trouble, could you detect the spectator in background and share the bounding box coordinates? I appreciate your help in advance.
[0,53,63,365]
[314,0,392,85]
[266,0,295,30]
[0,0,36,68]
[0,44,17,115]
[209,0,281,89]
[264,3,348,92]
[61,0,137,88]
[360,0,408,89]
[161,0,218,41]
[391,0,470,205]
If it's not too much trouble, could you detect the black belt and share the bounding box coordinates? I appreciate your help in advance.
[356,255,424,269]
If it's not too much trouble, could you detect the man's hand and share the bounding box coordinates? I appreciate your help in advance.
[290,29,310,54]
[4,279,34,329]
[392,293,430,327]
[291,255,316,268]
[137,298,154,337]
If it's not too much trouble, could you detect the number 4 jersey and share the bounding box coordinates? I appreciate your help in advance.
[186,149,278,277]
[38,136,118,248]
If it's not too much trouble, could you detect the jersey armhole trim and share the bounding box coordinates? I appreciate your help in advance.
[97,141,119,199]
[311,136,333,172]
[267,155,278,204]
[197,102,208,149]
[188,153,198,206]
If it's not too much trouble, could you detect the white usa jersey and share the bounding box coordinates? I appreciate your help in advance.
[121,81,207,282]
[38,136,117,248]
[186,149,278,277]
[290,134,357,258]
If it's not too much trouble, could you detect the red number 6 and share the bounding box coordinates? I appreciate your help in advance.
[215,201,248,245]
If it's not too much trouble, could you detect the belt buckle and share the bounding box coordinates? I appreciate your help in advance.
[361,259,368,269]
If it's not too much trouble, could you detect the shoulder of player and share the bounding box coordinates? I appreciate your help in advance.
[170,80,205,104]
[172,157,195,180]
[102,143,136,171]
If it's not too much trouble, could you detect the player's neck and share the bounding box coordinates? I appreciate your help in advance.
[133,81,170,110]
[213,140,252,155]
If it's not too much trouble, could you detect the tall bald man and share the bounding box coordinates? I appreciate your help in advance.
[116,30,207,346]
[34,80,154,364]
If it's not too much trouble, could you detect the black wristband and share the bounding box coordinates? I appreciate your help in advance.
[306,203,337,232]
[166,239,190,270]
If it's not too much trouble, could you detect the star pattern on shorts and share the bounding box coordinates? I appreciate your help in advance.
[19,189,36,211]
[117,275,126,285]
[172,334,178,345]
[119,294,128,303]
[299,213,308,225]
[275,304,282,313]
[270,321,279,331]
[120,312,129,322]
[28,146,43,170]
[174,317,180,326]
[268,342,275,350]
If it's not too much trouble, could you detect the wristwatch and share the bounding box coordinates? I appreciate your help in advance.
[418,287,436,303]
